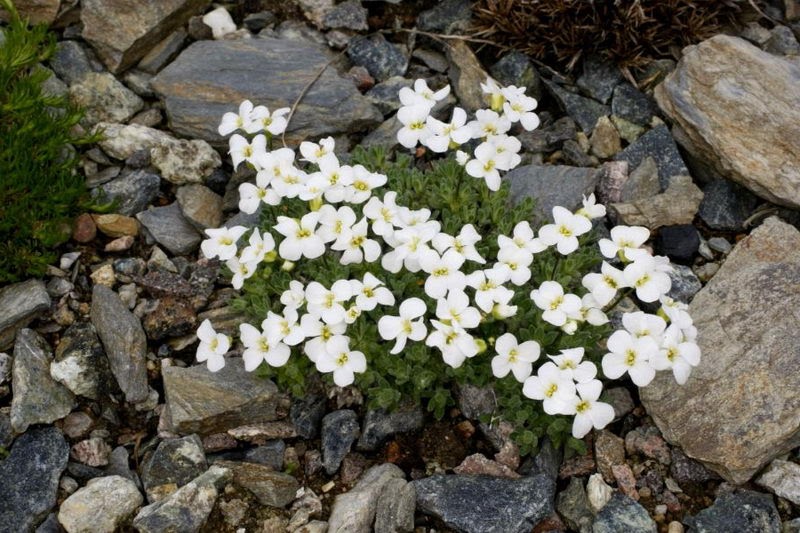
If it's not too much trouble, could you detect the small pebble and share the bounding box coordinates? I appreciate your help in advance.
[60,252,81,270]
[707,236,732,254]
[668,521,684,533]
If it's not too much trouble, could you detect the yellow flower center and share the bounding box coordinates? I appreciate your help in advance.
[432,267,449,277]
[336,353,349,366]
[625,349,637,366]
[545,383,558,398]
[508,349,518,363]
[576,400,590,413]
[549,296,563,310]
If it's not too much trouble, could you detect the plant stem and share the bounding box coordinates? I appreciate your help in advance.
[604,287,634,312]
[550,256,561,280]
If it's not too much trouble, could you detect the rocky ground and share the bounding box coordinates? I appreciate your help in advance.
[1,0,800,532]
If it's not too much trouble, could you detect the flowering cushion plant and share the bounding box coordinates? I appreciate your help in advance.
[196,77,700,453]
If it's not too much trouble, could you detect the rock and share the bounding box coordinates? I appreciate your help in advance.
[590,116,622,159]
[71,437,112,467]
[765,25,800,56]
[176,184,223,230]
[610,175,703,229]
[669,448,713,485]
[685,490,780,533]
[0,279,50,351]
[586,473,613,513]
[624,426,671,465]
[597,161,629,204]
[523,438,562,481]
[132,465,231,533]
[91,285,149,404]
[655,225,700,265]
[413,473,555,533]
[576,55,624,104]
[322,409,360,475]
[453,454,520,479]
[150,139,221,186]
[641,217,800,484]
[10,329,74,433]
[162,358,281,435]
[243,440,285,470]
[605,387,635,420]
[489,51,542,101]
[595,430,626,482]
[613,125,688,190]
[357,405,423,451]
[81,0,209,73]
[556,477,593,532]
[505,164,601,224]
[359,116,401,151]
[290,396,326,439]
[151,38,381,144]
[50,322,113,400]
[136,203,201,255]
[90,264,116,287]
[0,426,69,532]
[655,36,800,208]
[219,461,299,508]
[707,237,732,255]
[97,170,161,216]
[72,213,97,243]
[667,265,702,303]
[592,493,656,533]
[347,34,407,82]
[142,434,207,502]
[698,179,759,232]
[142,297,197,340]
[202,6,236,40]
[612,84,657,126]
[621,157,661,202]
[366,77,413,115]
[323,0,368,31]
[93,214,139,237]
[756,460,800,505]
[138,30,187,74]
[446,40,490,112]
[69,72,144,125]
[327,463,405,533]
[50,41,100,87]
[2,0,61,25]
[105,235,136,252]
[545,80,610,133]
[58,475,143,533]
[375,477,415,533]
[417,0,472,33]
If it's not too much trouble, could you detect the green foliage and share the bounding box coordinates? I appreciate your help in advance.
[234,145,610,454]
[0,0,100,281]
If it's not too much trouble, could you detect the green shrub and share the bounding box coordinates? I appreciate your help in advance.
[0,0,99,281]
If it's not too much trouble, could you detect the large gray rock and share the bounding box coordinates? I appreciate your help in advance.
[328,463,405,533]
[0,279,50,351]
[151,38,382,145]
[69,72,144,125]
[136,203,201,256]
[685,490,781,533]
[413,474,555,533]
[505,164,600,224]
[58,475,143,533]
[217,460,299,508]
[0,426,69,532]
[91,285,149,404]
[756,459,800,505]
[81,0,209,73]
[640,217,800,484]
[655,35,800,208]
[50,322,114,400]
[11,329,74,434]
[97,170,161,216]
[162,358,282,435]
[592,493,656,533]
[609,174,703,230]
[142,434,207,503]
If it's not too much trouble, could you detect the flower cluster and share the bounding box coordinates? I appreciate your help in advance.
[195,77,701,442]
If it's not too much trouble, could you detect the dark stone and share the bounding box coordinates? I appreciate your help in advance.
[413,473,556,533]
[685,490,780,533]
[518,116,577,153]
[137,29,187,75]
[489,51,542,101]
[243,11,277,32]
[35,513,60,533]
[545,80,610,133]
[0,279,51,351]
[357,405,424,451]
[114,257,147,279]
[50,40,101,85]
[612,83,658,126]
[765,25,800,56]
[576,55,624,104]
[698,179,759,231]
[417,0,472,33]
[323,0,368,31]
[556,477,593,532]
[51,322,115,400]
[290,395,326,439]
[138,270,193,298]
[220,461,299,508]
[519,438,562,481]
[142,434,207,502]
[667,264,702,303]
[321,409,360,475]
[97,170,161,216]
[592,492,656,533]
[505,164,601,224]
[136,203,201,256]
[655,225,700,265]
[669,448,714,485]
[0,426,69,532]
[562,139,596,167]
[67,461,106,482]
[105,446,141,487]
[366,77,413,115]
[244,440,285,471]
[347,34,408,82]
[614,125,689,190]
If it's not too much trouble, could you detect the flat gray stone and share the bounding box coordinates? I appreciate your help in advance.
[357,405,424,451]
[136,203,201,256]
[97,170,161,216]
[58,475,143,533]
[504,164,600,224]
[592,493,656,533]
[151,38,382,145]
[685,490,780,533]
[545,80,610,133]
[0,279,50,351]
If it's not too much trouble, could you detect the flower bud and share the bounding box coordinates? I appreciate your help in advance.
[309,197,323,211]
[490,93,505,112]
[561,319,578,335]
[281,260,295,272]
[263,250,278,263]
[474,338,488,354]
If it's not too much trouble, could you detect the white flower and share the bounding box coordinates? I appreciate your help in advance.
[331,218,381,265]
[488,134,522,171]
[498,221,547,255]
[262,307,305,346]
[576,193,606,220]
[310,153,354,204]
[522,362,577,415]
[501,85,540,131]
[228,133,266,170]
[491,333,540,382]
[494,246,533,286]
[399,79,450,108]
[579,294,609,326]
[347,165,387,204]
[466,268,512,313]
[274,212,325,261]
[480,77,505,109]
[566,380,615,439]
[305,280,352,325]
[622,311,667,339]
[435,290,481,330]
[363,191,402,237]
[201,226,248,261]
[245,105,290,135]
[280,280,306,309]
[382,222,439,273]
[316,204,356,243]
[489,285,518,319]
[623,255,672,303]
[226,257,258,290]
[344,305,361,324]
[432,224,485,264]
[397,104,433,149]
[468,109,511,139]
[548,348,596,383]
[239,172,281,213]
[455,150,470,166]
[239,228,275,264]
[196,319,229,371]
[530,281,582,327]
[424,107,472,153]
[601,330,659,386]
[538,206,593,255]
[378,297,428,354]
[599,226,650,261]
[218,100,255,136]
[350,273,395,311]
[426,319,478,368]
[301,315,346,361]
[239,322,291,371]
[315,335,366,387]
[582,262,626,307]
[299,136,335,164]
[650,324,701,385]
[659,296,693,329]
[419,249,467,299]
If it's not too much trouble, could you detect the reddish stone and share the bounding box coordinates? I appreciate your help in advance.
[72,213,97,243]
[612,463,639,500]
[104,235,135,252]
[346,65,374,92]
[454,453,521,479]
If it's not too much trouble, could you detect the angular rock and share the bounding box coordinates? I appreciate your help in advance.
[610,175,703,229]
[613,125,688,190]
[133,465,231,533]
[612,83,657,126]
[142,434,207,503]
[595,430,626,482]
[640,217,800,484]
[91,285,149,404]
[489,51,542,101]
[219,460,299,508]
[243,440,285,470]
[176,184,223,230]
[69,72,144,125]
[81,0,210,73]
[375,477,415,533]
[417,0,472,33]
[698,179,759,232]
[590,116,622,159]
[323,0,368,31]
[756,459,800,505]
[685,490,780,533]
[93,214,139,237]
[327,463,405,533]
[58,475,143,533]
[142,297,197,340]
[322,409,360,475]
[357,405,424,451]
[655,225,700,265]
[97,170,161,216]
[414,474,555,533]
[0,279,50,351]
[71,436,112,467]
[655,35,800,208]
[505,164,600,224]
[366,77,413,115]
[0,426,69,532]
[11,329,74,433]
[137,30,187,75]
[622,157,661,202]
[290,395,326,439]
[50,41,101,86]
[556,477,593,533]
[592,493,656,533]
[2,0,61,25]
[162,358,281,435]
[137,203,201,256]
[667,264,702,303]
[545,80,610,133]
[446,40,490,112]
[151,38,381,144]
[50,322,114,400]
[577,55,624,104]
